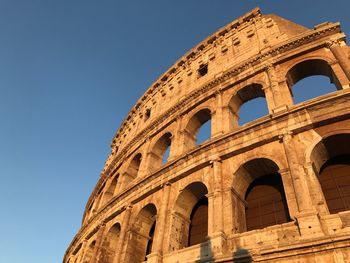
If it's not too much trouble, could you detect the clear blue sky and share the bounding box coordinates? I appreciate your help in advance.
[0,1,349,262]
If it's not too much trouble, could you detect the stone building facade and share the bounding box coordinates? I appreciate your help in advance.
[64,8,350,263]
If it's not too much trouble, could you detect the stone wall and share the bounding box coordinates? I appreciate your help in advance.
[64,8,350,263]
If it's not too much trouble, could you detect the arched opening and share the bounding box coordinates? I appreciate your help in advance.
[100,223,121,263]
[126,204,157,262]
[82,240,96,263]
[188,197,208,246]
[311,134,350,214]
[228,84,268,127]
[123,153,142,188]
[196,118,211,145]
[170,182,208,251]
[145,108,151,121]
[184,109,211,151]
[145,222,156,259]
[286,59,340,104]
[245,174,290,231]
[235,158,291,232]
[148,132,172,172]
[101,174,119,206]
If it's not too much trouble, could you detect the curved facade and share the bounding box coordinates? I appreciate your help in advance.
[64,8,350,263]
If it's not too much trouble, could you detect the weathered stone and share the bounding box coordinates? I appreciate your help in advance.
[64,8,350,263]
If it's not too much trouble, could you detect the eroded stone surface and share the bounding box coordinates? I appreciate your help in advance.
[64,8,350,263]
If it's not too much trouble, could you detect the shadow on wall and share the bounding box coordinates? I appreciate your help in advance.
[232,246,253,263]
[196,240,213,263]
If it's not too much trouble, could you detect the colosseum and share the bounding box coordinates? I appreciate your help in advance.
[64,8,350,263]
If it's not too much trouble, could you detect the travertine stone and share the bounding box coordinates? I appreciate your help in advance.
[64,8,350,263]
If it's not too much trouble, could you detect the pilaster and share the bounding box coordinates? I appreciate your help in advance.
[147,183,172,263]
[114,206,132,263]
[208,157,227,256]
[279,131,324,238]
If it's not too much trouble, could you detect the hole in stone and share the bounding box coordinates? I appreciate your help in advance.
[145,108,151,120]
[198,64,208,77]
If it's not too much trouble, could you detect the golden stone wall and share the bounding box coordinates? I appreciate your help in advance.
[64,8,350,263]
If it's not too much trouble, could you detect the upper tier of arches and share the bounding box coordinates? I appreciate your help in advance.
[107,8,344,161]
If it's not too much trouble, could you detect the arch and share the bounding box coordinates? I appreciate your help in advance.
[123,153,142,188]
[148,132,172,172]
[82,240,96,263]
[126,203,157,262]
[286,59,341,104]
[234,158,291,232]
[99,223,121,263]
[310,133,350,214]
[169,182,209,251]
[101,174,120,206]
[188,196,208,246]
[228,84,268,126]
[184,108,212,151]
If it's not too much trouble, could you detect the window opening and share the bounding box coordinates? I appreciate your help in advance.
[145,108,151,120]
[162,145,170,164]
[238,97,268,126]
[292,75,338,104]
[196,119,211,145]
[198,64,208,77]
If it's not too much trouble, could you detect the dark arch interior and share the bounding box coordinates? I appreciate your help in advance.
[188,197,208,246]
[131,204,157,262]
[104,174,119,204]
[245,174,291,231]
[312,134,350,214]
[172,182,208,249]
[100,223,121,263]
[127,153,142,179]
[145,222,156,259]
[319,155,350,214]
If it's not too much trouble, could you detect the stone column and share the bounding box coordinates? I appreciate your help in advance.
[208,158,227,256]
[114,206,132,263]
[139,139,152,177]
[211,91,224,138]
[90,224,106,263]
[229,187,247,233]
[278,169,298,219]
[266,65,293,114]
[303,162,329,215]
[171,116,186,157]
[261,85,275,115]
[279,131,324,238]
[167,134,176,161]
[280,131,313,212]
[147,183,171,263]
[328,40,350,84]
